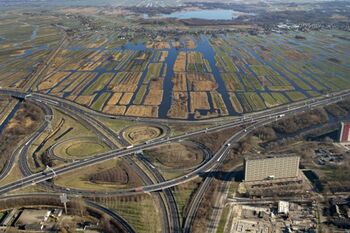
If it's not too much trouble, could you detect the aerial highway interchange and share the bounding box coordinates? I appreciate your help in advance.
[0,87,349,232]
[1,1,350,232]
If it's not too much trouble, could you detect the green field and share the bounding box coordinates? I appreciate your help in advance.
[91,92,111,111]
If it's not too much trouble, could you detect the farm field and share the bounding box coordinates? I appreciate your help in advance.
[211,31,350,113]
[1,12,349,120]
[0,14,62,89]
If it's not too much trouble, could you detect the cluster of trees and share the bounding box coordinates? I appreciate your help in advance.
[88,162,141,187]
[194,126,242,153]
[253,126,277,142]
[0,102,44,172]
[325,104,348,118]
[250,99,350,153]
[330,218,350,229]
[89,166,129,185]
[0,197,61,210]
[273,108,329,134]
[329,183,350,193]
[40,150,53,167]
[237,136,261,154]
[69,197,126,233]
[324,199,350,229]
[336,99,350,113]
[248,183,305,198]
[92,194,148,204]
[326,98,350,118]
[146,143,200,168]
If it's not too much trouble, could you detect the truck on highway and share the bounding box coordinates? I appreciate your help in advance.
[278,114,285,118]
[43,99,58,106]
[126,145,134,149]
[217,154,224,162]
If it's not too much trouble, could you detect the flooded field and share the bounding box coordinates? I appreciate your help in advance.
[1,22,350,120]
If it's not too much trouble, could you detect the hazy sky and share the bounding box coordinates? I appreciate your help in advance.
[0,0,336,7]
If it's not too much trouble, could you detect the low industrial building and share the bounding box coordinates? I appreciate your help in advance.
[278,201,290,215]
[0,208,64,232]
[226,201,317,233]
[339,122,350,146]
[15,209,51,230]
[244,155,300,182]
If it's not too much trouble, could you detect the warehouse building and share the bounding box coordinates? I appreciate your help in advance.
[339,121,350,144]
[244,155,300,182]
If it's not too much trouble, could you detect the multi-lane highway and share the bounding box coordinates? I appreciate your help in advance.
[183,164,241,233]
[0,89,348,196]
[0,88,349,233]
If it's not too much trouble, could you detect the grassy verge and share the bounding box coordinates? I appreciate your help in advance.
[97,117,134,132]
[28,108,96,172]
[216,206,230,233]
[54,159,141,191]
[53,138,109,159]
[96,195,162,233]
[173,178,202,225]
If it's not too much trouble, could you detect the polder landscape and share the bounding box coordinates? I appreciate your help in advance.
[1,0,350,232]
[2,25,349,119]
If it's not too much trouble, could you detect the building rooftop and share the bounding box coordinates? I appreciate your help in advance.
[340,121,350,143]
[15,209,51,227]
[244,154,299,162]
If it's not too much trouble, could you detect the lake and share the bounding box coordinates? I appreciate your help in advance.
[146,9,245,20]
